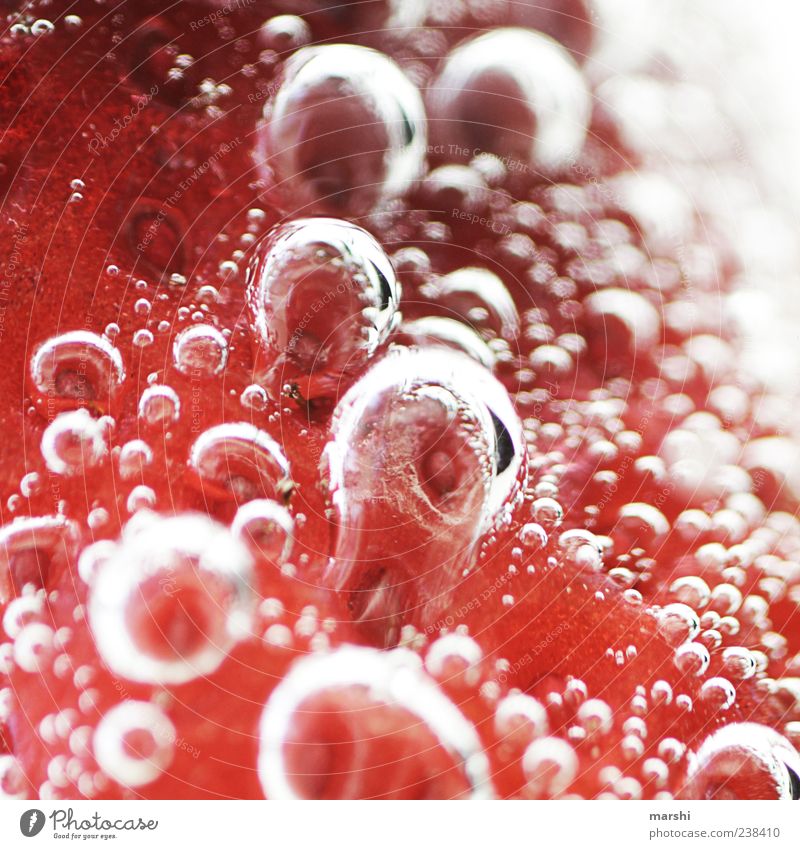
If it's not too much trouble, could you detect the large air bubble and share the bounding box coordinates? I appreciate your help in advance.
[422,267,520,342]
[322,347,526,645]
[246,218,400,402]
[258,647,493,799]
[188,423,292,506]
[29,331,125,413]
[94,701,176,789]
[427,28,589,172]
[261,44,426,216]
[681,723,800,800]
[0,516,78,603]
[40,409,110,477]
[88,513,254,685]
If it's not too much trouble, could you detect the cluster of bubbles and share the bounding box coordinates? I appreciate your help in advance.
[492,667,800,800]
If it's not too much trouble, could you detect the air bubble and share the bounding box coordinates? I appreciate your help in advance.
[718,616,741,638]
[14,622,55,673]
[721,646,757,681]
[614,775,643,799]
[657,603,701,647]
[31,19,54,36]
[650,680,673,706]
[669,576,711,609]
[0,755,28,799]
[576,699,612,736]
[522,736,578,797]
[621,734,645,761]
[558,528,603,570]
[188,423,291,505]
[520,522,548,551]
[241,384,269,411]
[260,15,311,53]
[30,331,125,412]
[583,289,661,369]
[322,347,525,645]
[529,344,573,377]
[138,385,180,427]
[424,268,519,342]
[40,409,109,476]
[616,502,669,551]
[699,677,736,711]
[0,515,77,603]
[742,436,800,506]
[425,634,483,689]
[683,723,800,799]
[20,472,41,498]
[126,485,156,513]
[421,164,489,215]
[133,329,154,348]
[232,499,294,562]
[261,45,426,216]
[674,641,710,677]
[709,583,743,615]
[77,540,116,585]
[118,440,153,479]
[428,29,589,172]
[173,325,228,377]
[531,497,563,529]
[246,218,399,401]
[3,594,44,640]
[397,317,497,371]
[494,694,549,745]
[258,647,493,799]
[88,514,255,684]
[659,738,686,765]
[94,701,175,788]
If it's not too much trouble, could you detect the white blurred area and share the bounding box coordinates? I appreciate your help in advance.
[591,0,800,395]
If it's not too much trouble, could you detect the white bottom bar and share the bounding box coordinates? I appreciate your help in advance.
[2,801,799,849]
